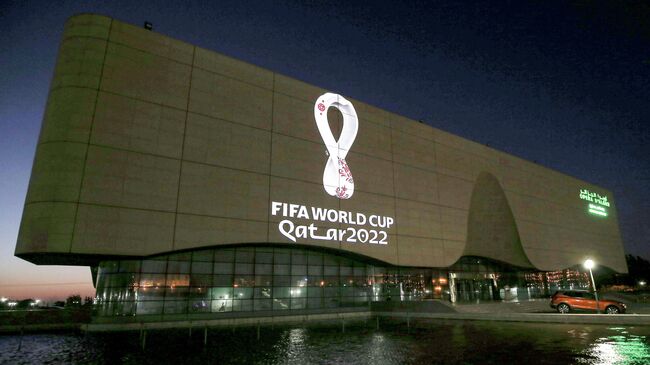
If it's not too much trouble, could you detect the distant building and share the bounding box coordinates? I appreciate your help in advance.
[15,14,626,321]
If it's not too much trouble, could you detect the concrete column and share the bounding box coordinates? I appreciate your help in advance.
[449,273,457,303]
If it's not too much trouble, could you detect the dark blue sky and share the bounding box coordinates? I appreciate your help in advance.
[1,1,648,297]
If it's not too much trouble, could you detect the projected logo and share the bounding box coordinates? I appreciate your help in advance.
[314,93,358,199]
[269,92,394,246]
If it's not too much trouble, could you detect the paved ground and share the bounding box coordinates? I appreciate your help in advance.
[376,311,650,326]
[452,299,551,313]
[452,297,650,314]
[5,297,650,333]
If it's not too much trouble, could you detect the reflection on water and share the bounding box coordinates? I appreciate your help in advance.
[0,320,649,364]
[580,327,650,365]
[284,328,307,364]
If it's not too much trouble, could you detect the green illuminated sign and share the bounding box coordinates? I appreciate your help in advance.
[580,189,609,217]
[588,204,607,217]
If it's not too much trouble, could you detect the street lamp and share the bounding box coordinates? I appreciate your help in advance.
[584,259,600,314]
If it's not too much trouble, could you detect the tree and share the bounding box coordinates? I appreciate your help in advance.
[626,255,650,286]
[83,296,94,307]
[17,298,34,309]
[66,294,82,307]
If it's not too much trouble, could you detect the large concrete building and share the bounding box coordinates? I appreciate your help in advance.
[16,14,626,320]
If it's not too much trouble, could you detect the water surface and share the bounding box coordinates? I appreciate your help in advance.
[1,320,649,364]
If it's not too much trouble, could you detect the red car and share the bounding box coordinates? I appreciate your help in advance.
[550,290,626,314]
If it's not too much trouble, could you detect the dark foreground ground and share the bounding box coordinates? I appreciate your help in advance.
[0,308,91,333]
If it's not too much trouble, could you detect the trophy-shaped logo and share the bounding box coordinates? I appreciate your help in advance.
[314,93,359,199]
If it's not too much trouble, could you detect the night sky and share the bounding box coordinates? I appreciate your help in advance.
[1,1,648,300]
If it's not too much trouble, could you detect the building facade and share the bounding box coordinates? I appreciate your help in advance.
[16,14,625,321]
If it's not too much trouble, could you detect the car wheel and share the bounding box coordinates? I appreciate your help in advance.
[605,306,620,314]
[557,303,570,314]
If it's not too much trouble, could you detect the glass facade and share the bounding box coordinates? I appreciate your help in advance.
[95,245,450,318]
[94,246,591,319]
[447,257,590,302]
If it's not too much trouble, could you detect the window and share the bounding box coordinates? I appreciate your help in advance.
[101,246,525,318]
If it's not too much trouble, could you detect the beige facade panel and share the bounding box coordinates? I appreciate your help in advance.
[344,152,394,196]
[39,87,96,143]
[496,162,536,197]
[439,207,468,243]
[437,174,474,210]
[25,142,87,204]
[193,47,274,90]
[189,68,272,130]
[465,172,533,268]
[16,14,627,273]
[183,112,271,174]
[340,191,397,235]
[393,164,439,204]
[16,202,77,255]
[442,240,465,265]
[352,118,392,161]
[175,214,268,251]
[91,92,186,158]
[71,204,175,255]
[435,143,484,182]
[348,97,391,128]
[50,36,107,91]
[391,129,436,171]
[269,177,339,212]
[62,13,111,40]
[395,199,442,239]
[272,93,323,143]
[390,113,435,141]
[274,73,325,104]
[270,133,324,184]
[398,236,446,267]
[517,219,626,272]
[109,20,194,65]
[80,146,180,212]
[101,42,191,110]
[178,162,269,221]
[345,234,399,265]
[433,128,490,158]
